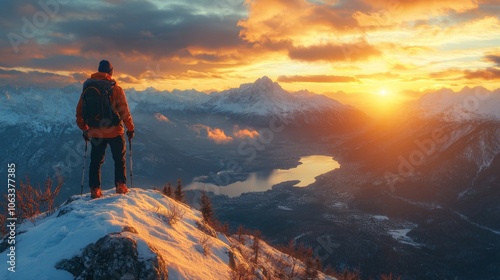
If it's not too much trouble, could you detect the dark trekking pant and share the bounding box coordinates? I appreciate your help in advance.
[89,135,126,189]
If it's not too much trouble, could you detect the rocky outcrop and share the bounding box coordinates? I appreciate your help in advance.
[56,230,168,280]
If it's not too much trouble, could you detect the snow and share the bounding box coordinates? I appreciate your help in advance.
[0,188,231,279]
[372,215,389,221]
[0,76,353,130]
[389,228,411,239]
[409,86,500,121]
[388,228,422,247]
[0,188,336,280]
[278,205,293,211]
[204,76,346,116]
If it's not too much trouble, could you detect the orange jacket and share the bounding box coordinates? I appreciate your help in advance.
[76,72,135,138]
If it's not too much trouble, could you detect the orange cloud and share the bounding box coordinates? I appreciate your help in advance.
[464,68,500,80]
[192,124,233,144]
[277,75,359,83]
[429,69,464,80]
[154,113,171,123]
[288,41,381,62]
[238,0,359,46]
[233,126,259,139]
[355,0,478,26]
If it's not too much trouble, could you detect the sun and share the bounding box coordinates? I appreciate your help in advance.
[379,89,388,96]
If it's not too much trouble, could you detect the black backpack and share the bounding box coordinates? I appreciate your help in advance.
[82,80,121,128]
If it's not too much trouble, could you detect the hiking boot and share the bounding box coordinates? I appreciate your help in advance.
[91,188,103,199]
[116,183,129,194]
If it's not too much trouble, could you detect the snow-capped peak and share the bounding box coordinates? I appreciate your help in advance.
[248,76,284,93]
[408,86,500,121]
[204,77,346,116]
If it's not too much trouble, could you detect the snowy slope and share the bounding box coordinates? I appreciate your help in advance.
[126,87,209,113]
[0,188,335,280]
[407,86,500,121]
[0,84,79,129]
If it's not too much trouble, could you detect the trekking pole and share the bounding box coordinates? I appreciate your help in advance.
[129,138,133,188]
[81,140,88,196]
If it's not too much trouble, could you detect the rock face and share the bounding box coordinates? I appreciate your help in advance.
[56,232,168,280]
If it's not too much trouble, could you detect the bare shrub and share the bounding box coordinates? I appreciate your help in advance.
[16,176,63,225]
[38,176,63,214]
[155,203,185,226]
[167,203,185,225]
[199,234,212,256]
[230,263,253,280]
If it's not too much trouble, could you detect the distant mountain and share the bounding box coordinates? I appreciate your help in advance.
[0,77,369,204]
[204,76,344,116]
[346,86,500,230]
[0,188,335,280]
[200,76,370,130]
[405,86,500,121]
[1,76,368,125]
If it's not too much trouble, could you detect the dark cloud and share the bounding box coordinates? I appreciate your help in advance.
[277,75,359,83]
[57,4,243,55]
[0,68,76,88]
[464,67,500,80]
[484,55,500,66]
[0,0,246,81]
[288,41,381,62]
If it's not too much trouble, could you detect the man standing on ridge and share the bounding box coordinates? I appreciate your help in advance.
[76,60,135,199]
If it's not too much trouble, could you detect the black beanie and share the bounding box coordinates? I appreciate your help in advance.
[98,60,113,75]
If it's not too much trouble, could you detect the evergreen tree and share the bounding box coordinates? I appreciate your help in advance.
[251,230,262,264]
[199,191,214,225]
[237,225,246,244]
[303,247,321,279]
[162,182,172,197]
[174,179,185,202]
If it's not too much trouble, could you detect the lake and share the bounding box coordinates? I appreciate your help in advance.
[186,155,340,197]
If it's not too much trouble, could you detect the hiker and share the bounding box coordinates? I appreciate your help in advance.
[76,60,135,199]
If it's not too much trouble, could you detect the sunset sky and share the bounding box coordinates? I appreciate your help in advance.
[1,0,499,114]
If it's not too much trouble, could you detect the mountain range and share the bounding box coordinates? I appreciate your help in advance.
[1,77,500,279]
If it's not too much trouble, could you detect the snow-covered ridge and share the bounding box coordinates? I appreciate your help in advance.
[408,86,500,121]
[0,188,335,280]
[0,77,352,129]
